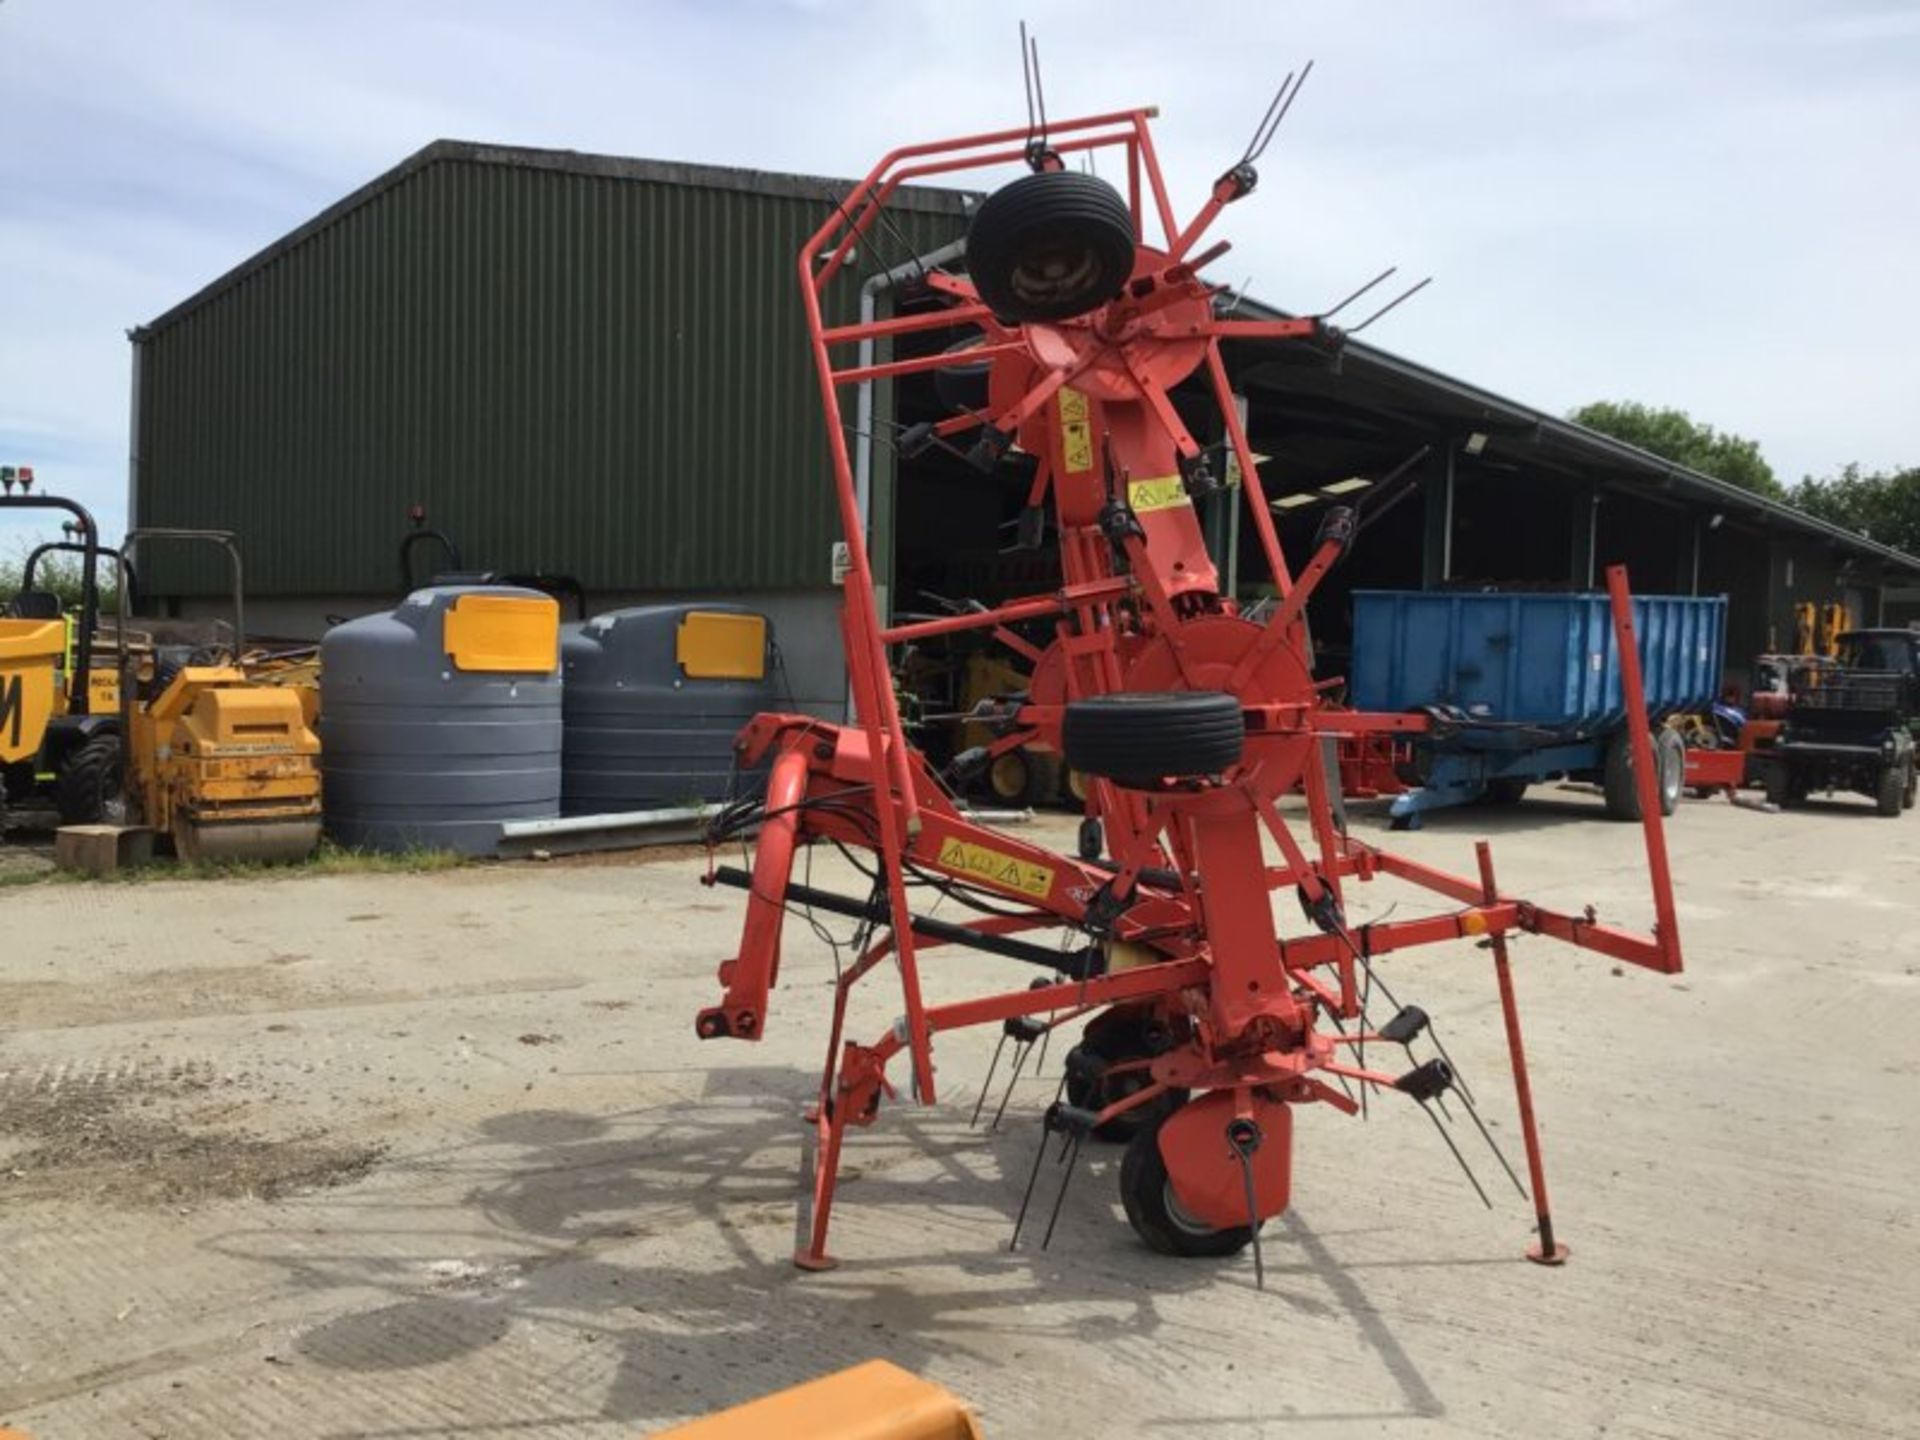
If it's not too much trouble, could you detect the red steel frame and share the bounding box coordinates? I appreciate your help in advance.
[696,106,1684,1271]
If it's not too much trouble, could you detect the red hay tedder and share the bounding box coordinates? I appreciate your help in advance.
[697,86,1682,1281]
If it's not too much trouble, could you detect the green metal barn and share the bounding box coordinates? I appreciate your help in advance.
[130,141,1920,715]
[129,141,975,712]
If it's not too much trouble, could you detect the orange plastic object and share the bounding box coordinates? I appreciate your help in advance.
[676,610,768,680]
[651,1360,983,1439]
[441,593,559,673]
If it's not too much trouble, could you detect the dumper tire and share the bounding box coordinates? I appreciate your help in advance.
[1063,692,1244,791]
[1120,1104,1256,1259]
[57,734,128,827]
[1875,760,1907,818]
[1603,727,1684,821]
[985,747,1060,807]
[966,171,1136,324]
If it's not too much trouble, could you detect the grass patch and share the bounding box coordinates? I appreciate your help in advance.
[130,840,467,883]
[0,839,466,886]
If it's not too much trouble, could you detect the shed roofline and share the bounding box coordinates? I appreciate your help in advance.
[1223,293,1920,576]
[135,139,981,337]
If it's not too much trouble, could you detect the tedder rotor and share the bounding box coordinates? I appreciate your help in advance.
[696,90,1685,1277]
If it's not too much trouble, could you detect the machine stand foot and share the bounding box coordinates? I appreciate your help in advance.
[793,1249,841,1272]
[1525,1241,1570,1266]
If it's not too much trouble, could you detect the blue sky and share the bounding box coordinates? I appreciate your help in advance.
[3,0,1917,552]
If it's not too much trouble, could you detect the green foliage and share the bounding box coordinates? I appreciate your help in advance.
[1569,400,1783,499]
[1,542,119,613]
[1788,464,1920,557]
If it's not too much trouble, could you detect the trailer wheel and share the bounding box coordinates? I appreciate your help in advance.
[1483,777,1529,805]
[1602,727,1684,821]
[1120,1104,1256,1258]
[1875,760,1907,817]
[1063,691,1244,791]
[57,734,128,827]
[966,171,1136,324]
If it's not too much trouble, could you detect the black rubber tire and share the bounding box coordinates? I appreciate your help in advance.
[985,747,1060,807]
[1875,761,1907,817]
[932,335,992,413]
[1120,1104,1255,1259]
[966,171,1136,324]
[1063,691,1244,791]
[1062,1009,1188,1144]
[1483,776,1529,805]
[1602,726,1684,821]
[57,733,127,826]
[1764,759,1793,809]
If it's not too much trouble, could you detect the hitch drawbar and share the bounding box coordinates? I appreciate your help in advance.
[708,865,1102,979]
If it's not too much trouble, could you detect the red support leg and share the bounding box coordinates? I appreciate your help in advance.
[795,1052,852,1271]
[1604,565,1684,974]
[1476,841,1568,1266]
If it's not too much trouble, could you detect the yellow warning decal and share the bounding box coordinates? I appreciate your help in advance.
[1058,386,1093,474]
[1128,475,1189,513]
[935,836,1056,899]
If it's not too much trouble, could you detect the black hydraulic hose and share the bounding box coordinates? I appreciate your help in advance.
[710,865,1097,978]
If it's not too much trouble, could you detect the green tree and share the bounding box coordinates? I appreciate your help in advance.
[1569,400,1782,499]
[1788,464,1920,557]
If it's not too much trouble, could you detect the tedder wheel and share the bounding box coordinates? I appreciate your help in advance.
[932,335,992,413]
[965,171,1137,324]
[986,747,1061,807]
[1602,725,1684,821]
[1875,760,1907,818]
[56,734,128,827]
[1120,1103,1256,1259]
[1062,1008,1189,1143]
[1062,691,1245,791]
[1482,776,1529,806]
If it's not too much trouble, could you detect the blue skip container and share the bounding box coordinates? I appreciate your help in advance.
[1348,589,1727,825]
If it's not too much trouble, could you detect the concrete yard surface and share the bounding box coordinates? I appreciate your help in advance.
[1,789,1916,1438]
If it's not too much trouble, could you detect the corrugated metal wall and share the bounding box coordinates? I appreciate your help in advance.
[135,152,969,596]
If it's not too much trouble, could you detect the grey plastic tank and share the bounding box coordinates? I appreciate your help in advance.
[320,586,562,854]
[561,604,778,815]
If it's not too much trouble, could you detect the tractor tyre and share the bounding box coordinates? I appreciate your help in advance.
[1602,726,1684,821]
[1875,761,1908,818]
[1120,1103,1256,1259]
[1062,691,1244,791]
[57,734,128,827]
[1062,1008,1188,1144]
[966,171,1136,324]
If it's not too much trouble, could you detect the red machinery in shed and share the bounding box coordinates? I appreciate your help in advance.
[698,86,1683,1279]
